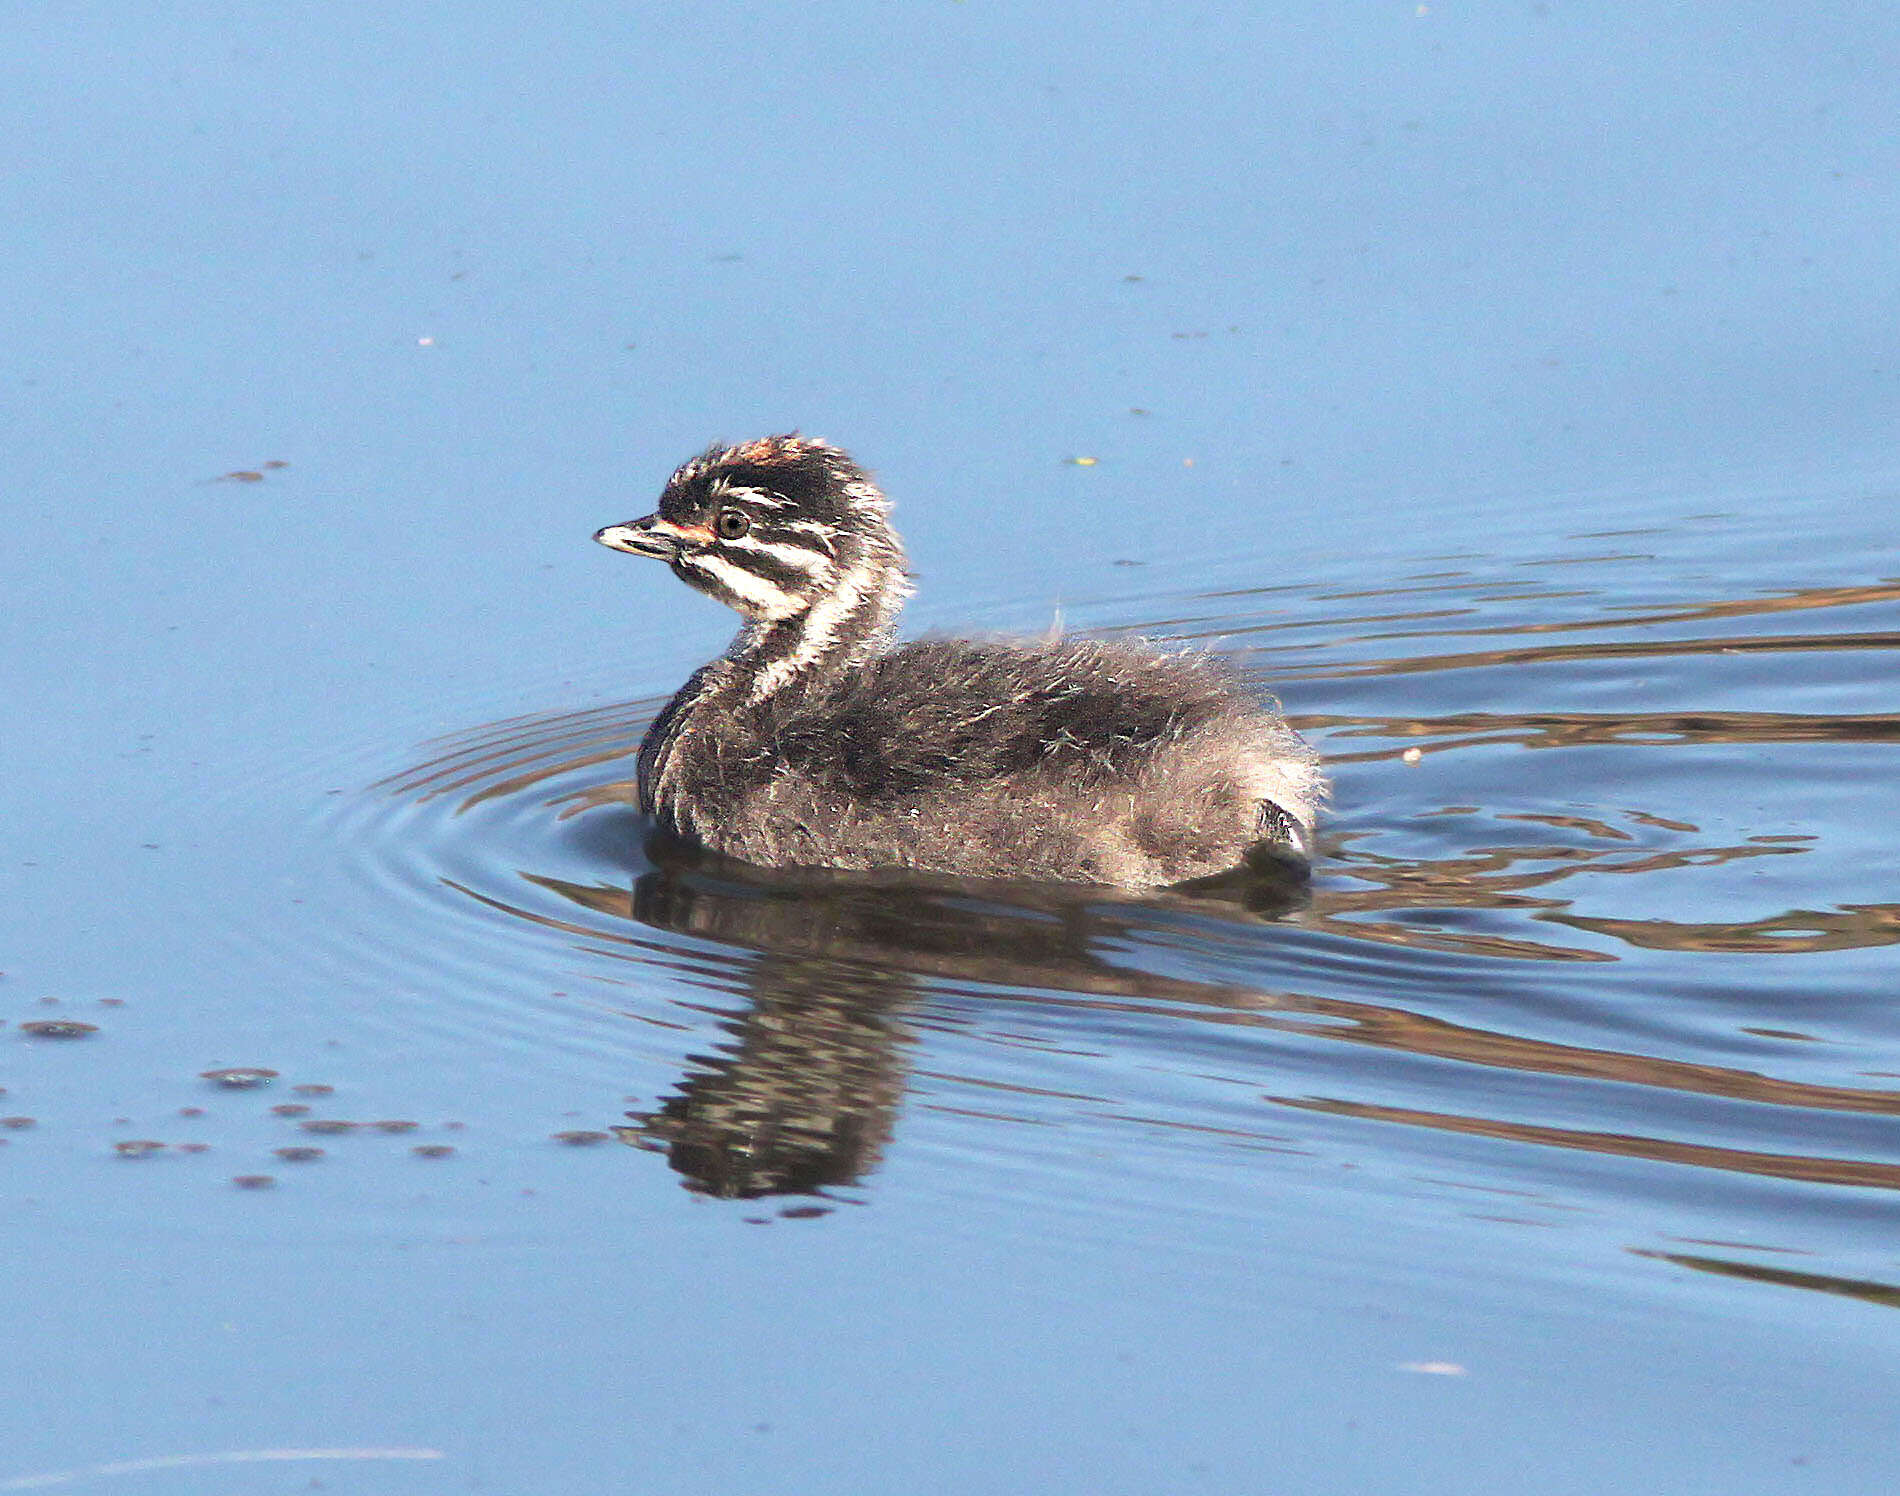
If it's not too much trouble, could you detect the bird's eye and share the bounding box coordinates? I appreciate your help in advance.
[716,508,750,540]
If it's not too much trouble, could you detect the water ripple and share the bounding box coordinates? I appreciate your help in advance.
[330,523,1900,1288]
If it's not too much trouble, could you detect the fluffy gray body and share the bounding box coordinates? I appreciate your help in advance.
[597,437,1324,888]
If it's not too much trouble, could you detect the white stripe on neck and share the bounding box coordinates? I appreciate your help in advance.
[741,557,891,702]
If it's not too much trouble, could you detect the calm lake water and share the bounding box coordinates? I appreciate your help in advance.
[6,7,1900,1494]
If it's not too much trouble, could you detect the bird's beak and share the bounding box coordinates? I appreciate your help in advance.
[594,514,705,560]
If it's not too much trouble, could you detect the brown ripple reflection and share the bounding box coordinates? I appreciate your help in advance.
[1274,1096,1900,1191]
[1280,627,1900,684]
[1171,574,1900,659]
[373,699,660,809]
[1316,709,1900,765]
[1550,904,1900,955]
[1276,992,1900,1118]
[1308,823,1846,961]
[1634,1250,1900,1310]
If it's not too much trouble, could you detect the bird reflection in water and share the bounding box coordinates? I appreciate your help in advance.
[541,826,1309,1199]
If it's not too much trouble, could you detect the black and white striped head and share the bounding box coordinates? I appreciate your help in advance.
[595,436,906,624]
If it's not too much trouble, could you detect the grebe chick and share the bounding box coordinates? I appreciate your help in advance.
[595,436,1324,888]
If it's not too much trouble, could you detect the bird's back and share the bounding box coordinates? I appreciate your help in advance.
[646,635,1323,886]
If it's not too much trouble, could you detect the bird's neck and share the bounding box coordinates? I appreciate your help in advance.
[716,556,907,705]
[639,554,905,823]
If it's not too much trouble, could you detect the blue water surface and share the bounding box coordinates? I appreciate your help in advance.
[4,5,1899,1494]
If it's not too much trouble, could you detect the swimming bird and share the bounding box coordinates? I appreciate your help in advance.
[595,436,1323,887]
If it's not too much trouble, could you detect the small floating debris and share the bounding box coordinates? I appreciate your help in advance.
[232,1174,277,1190]
[292,1083,334,1097]
[1065,455,1098,466]
[299,1119,359,1135]
[201,1066,277,1088]
[114,1140,167,1158]
[270,1103,310,1117]
[1,1115,36,1129]
[210,462,287,484]
[1402,747,1424,763]
[551,1130,611,1146]
[369,1119,418,1134]
[411,1144,455,1159]
[21,1020,98,1039]
[273,1146,324,1163]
